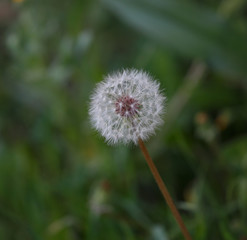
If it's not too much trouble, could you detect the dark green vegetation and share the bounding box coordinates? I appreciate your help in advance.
[0,0,247,239]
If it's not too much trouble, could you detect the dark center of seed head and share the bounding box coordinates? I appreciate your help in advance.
[115,96,140,117]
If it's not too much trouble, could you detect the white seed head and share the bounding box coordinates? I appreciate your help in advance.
[89,69,166,145]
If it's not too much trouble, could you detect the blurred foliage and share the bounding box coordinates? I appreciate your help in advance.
[0,0,247,239]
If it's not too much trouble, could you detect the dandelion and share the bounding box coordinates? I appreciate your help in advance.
[89,69,192,240]
[89,69,165,144]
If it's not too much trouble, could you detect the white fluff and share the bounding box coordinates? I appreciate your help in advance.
[89,69,166,144]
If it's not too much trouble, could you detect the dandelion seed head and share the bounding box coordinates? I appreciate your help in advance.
[89,69,166,144]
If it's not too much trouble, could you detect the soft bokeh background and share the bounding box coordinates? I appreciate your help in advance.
[1,0,247,239]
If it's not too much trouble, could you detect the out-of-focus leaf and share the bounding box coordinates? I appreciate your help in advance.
[119,222,136,240]
[220,136,247,163]
[102,0,247,78]
[117,198,151,227]
[220,223,235,240]
[150,225,169,240]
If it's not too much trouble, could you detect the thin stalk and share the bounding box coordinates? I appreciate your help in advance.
[138,138,192,240]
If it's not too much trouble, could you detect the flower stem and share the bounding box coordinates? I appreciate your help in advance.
[138,138,192,240]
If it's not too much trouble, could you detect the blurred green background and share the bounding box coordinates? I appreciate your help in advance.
[0,0,247,239]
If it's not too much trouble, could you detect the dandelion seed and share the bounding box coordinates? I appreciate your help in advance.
[89,69,165,144]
